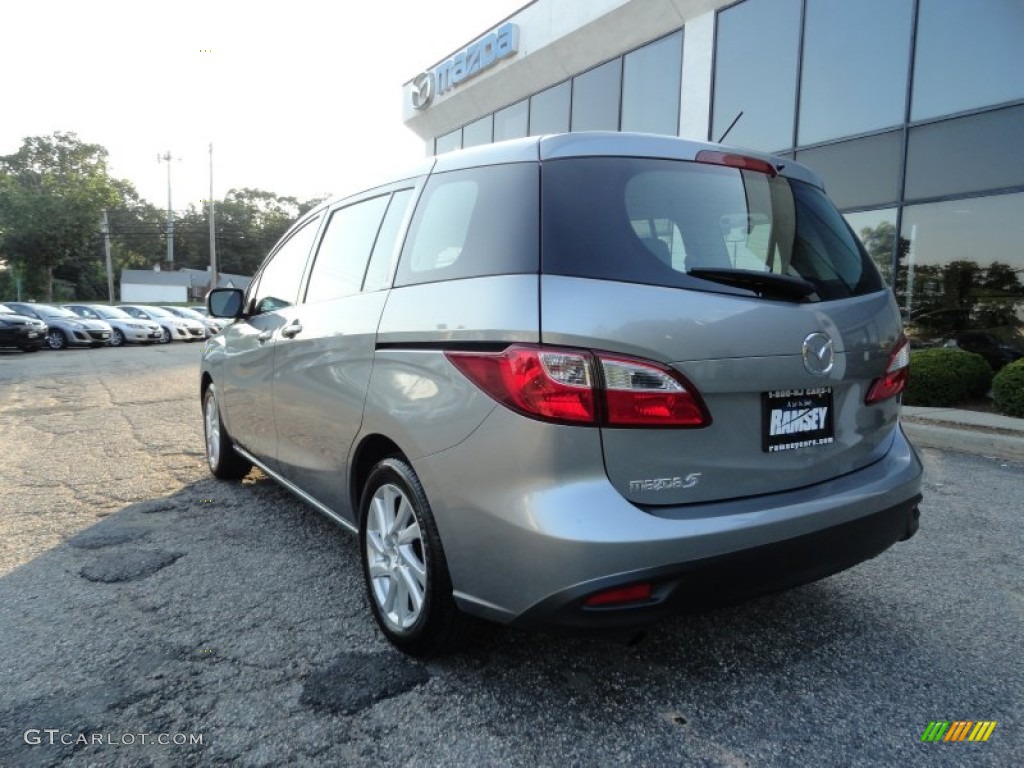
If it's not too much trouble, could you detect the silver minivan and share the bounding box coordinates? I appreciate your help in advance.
[201,133,923,657]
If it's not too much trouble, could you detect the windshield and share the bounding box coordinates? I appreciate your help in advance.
[133,306,172,318]
[92,306,131,319]
[541,157,884,301]
[33,304,77,318]
[164,306,203,320]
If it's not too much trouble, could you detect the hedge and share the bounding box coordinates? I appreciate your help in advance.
[903,348,993,407]
[992,358,1024,418]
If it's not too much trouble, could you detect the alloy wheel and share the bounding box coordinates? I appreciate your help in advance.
[364,483,427,633]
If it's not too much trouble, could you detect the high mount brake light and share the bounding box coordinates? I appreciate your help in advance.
[866,337,910,404]
[446,345,710,428]
[695,149,779,177]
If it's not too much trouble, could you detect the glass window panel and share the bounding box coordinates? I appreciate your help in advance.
[435,129,462,155]
[798,0,913,146]
[905,105,1024,201]
[462,116,493,148]
[363,189,415,292]
[912,0,1024,121]
[571,58,622,132]
[305,196,390,303]
[621,31,683,136]
[494,100,528,141]
[396,164,539,287]
[712,0,800,151]
[529,81,570,135]
[843,208,899,286]
[795,131,903,210]
[251,216,321,313]
[897,193,1024,368]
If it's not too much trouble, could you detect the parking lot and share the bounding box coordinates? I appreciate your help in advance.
[0,343,1020,767]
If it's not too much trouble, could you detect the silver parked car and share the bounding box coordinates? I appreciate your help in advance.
[118,305,205,343]
[201,133,923,657]
[5,302,112,349]
[64,304,163,346]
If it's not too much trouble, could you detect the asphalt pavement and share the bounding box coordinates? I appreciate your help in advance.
[0,344,1020,767]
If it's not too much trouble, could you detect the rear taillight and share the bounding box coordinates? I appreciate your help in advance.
[446,345,710,428]
[866,337,910,404]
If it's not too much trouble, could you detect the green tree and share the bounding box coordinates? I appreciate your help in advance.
[0,132,122,301]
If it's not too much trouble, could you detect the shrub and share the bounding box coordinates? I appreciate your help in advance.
[992,358,1024,418]
[903,347,993,407]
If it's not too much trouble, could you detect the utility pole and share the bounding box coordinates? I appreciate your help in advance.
[157,151,175,267]
[209,143,218,292]
[102,210,115,303]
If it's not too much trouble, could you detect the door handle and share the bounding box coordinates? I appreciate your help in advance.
[257,330,272,342]
[281,322,303,339]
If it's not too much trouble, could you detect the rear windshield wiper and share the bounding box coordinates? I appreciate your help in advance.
[687,268,816,302]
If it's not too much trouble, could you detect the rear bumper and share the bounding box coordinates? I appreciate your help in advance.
[511,494,920,631]
[417,406,924,628]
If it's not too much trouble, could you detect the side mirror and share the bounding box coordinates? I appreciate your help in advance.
[207,288,244,319]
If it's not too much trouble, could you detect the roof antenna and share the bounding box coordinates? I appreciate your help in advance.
[716,111,744,144]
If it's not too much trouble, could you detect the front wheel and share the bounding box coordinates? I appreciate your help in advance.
[47,329,68,350]
[202,384,252,479]
[109,328,125,347]
[158,326,172,344]
[360,458,474,658]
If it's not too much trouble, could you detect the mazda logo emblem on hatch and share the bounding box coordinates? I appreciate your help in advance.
[802,332,835,376]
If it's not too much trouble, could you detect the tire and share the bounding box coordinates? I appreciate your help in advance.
[109,328,125,347]
[202,384,252,480]
[158,326,172,344]
[359,457,474,658]
[47,329,68,350]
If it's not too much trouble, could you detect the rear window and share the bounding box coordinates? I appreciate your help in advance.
[541,157,883,301]
[394,163,539,287]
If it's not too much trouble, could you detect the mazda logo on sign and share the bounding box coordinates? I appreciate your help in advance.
[802,332,835,376]
[411,72,434,111]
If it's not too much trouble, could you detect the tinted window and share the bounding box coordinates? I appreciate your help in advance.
[541,157,883,301]
[843,208,899,286]
[305,195,389,304]
[904,105,1024,202]
[462,116,493,148]
[621,31,683,136]
[897,193,1024,361]
[395,164,539,287]
[712,0,800,151]
[571,59,621,132]
[494,100,528,141]
[798,0,912,145]
[363,189,415,292]
[529,81,570,135]
[435,129,462,155]
[912,0,1024,121]
[251,216,321,314]
[795,131,903,209]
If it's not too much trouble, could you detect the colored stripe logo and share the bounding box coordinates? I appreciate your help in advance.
[921,721,997,742]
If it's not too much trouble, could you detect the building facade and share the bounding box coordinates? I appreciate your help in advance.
[403,0,1024,367]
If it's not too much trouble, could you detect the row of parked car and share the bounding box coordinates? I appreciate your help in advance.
[0,301,223,352]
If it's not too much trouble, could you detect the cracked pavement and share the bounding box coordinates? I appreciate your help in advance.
[0,343,1020,767]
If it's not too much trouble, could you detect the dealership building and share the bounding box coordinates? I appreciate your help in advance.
[404,0,1024,363]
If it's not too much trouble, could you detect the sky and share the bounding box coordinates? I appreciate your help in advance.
[1,0,526,211]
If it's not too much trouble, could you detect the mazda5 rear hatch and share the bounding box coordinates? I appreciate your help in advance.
[539,149,907,506]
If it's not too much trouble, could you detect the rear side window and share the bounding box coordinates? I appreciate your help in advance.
[305,195,390,303]
[542,157,883,301]
[394,163,539,287]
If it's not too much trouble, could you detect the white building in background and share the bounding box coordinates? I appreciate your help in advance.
[402,0,1024,357]
[120,268,252,304]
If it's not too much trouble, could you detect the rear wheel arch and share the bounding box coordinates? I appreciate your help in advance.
[350,434,406,513]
